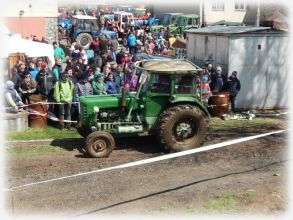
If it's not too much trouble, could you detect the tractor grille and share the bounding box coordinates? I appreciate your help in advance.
[80,105,88,119]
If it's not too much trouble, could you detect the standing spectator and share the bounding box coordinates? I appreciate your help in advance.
[113,64,125,90]
[223,71,241,113]
[36,62,56,111]
[11,63,27,93]
[89,36,100,56]
[53,72,74,130]
[99,35,109,55]
[32,35,39,42]
[80,47,88,65]
[109,36,119,61]
[4,80,24,113]
[125,68,138,92]
[92,72,106,95]
[28,61,39,79]
[40,36,49,44]
[75,74,93,101]
[53,42,65,62]
[127,33,137,55]
[105,73,119,94]
[71,44,81,61]
[35,58,44,71]
[203,53,214,67]
[18,70,37,104]
[52,57,63,81]
[197,75,211,103]
[210,66,225,92]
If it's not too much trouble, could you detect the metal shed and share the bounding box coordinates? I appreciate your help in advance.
[185,26,289,109]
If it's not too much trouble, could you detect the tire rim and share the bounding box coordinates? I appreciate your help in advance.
[80,37,90,46]
[173,118,196,141]
[93,139,107,152]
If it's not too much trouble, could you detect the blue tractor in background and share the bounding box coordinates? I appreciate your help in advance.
[67,15,117,49]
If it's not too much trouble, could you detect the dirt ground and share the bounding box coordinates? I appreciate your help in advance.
[4,117,289,217]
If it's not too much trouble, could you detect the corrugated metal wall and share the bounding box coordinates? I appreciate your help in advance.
[229,35,289,109]
[187,32,289,109]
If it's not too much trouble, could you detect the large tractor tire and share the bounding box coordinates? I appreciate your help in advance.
[157,105,207,152]
[76,33,93,49]
[76,120,92,138]
[85,131,115,158]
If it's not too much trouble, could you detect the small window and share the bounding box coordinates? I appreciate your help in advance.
[176,75,193,94]
[235,1,246,10]
[187,18,192,25]
[150,75,171,93]
[211,1,224,11]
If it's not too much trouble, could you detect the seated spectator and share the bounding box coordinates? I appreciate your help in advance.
[92,72,106,95]
[105,73,119,94]
[4,80,24,113]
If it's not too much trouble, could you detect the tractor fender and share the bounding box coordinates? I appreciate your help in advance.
[168,96,210,117]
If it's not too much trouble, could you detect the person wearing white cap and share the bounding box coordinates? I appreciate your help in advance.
[210,66,226,92]
[4,80,24,113]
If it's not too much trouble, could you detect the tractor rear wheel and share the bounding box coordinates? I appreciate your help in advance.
[76,33,93,49]
[85,131,115,158]
[157,105,207,152]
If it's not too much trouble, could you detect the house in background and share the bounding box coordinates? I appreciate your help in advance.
[4,0,58,44]
[185,26,289,110]
[153,0,288,28]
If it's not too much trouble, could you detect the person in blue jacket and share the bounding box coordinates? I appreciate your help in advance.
[105,72,119,94]
[127,33,137,55]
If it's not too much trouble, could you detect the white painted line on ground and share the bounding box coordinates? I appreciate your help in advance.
[7,129,288,191]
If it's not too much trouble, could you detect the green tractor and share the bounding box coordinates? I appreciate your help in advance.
[77,59,210,158]
[150,13,183,34]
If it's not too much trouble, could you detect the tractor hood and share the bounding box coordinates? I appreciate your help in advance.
[80,94,121,109]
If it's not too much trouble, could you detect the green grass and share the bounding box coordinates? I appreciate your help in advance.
[5,125,81,141]
[203,191,253,212]
[5,117,285,141]
[208,117,285,131]
[6,145,63,160]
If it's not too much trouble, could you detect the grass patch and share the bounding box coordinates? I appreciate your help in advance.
[208,117,285,131]
[203,191,253,213]
[5,125,81,141]
[6,145,63,160]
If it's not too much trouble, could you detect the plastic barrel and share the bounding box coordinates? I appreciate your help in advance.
[28,94,48,128]
[208,92,230,117]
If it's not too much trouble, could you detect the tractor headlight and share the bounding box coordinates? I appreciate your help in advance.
[93,106,99,113]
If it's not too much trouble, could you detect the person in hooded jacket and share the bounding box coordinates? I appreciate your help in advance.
[92,72,106,95]
[19,70,37,104]
[223,71,241,113]
[36,62,56,107]
[53,72,74,130]
[4,80,24,113]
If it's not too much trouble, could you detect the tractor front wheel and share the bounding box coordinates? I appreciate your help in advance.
[85,131,115,158]
[76,33,93,49]
[157,105,207,152]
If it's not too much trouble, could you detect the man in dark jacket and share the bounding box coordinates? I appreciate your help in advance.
[36,62,56,104]
[223,71,241,113]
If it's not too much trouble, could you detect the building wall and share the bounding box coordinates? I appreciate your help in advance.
[186,33,228,72]
[4,0,58,43]
[228,34,289,109]
[3,0,57,17]
[187,32,289,109]
[203,0,247,24]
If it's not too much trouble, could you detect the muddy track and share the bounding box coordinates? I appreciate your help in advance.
[5,124,289,216]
